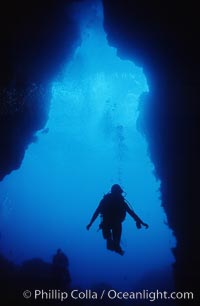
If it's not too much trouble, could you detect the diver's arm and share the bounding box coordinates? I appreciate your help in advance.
[86,205,101,230]
[125,203,149,229]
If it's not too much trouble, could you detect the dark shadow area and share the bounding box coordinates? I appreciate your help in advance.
[0,251,70,305]
[0,0,79,179]
[102,0,200,303]
[0,252,176,306]
[0,0,200,305]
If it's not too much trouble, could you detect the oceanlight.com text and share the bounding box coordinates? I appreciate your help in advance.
[23,289,194,302]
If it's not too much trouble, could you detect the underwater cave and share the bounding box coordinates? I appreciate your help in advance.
[1,1,200,305]
[0,0,175,291]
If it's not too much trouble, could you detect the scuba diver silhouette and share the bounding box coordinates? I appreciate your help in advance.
[52,249,71,288]
[86,184,148,255]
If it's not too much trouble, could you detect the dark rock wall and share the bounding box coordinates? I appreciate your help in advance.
[103,0,200,298]
[0,0,79,179]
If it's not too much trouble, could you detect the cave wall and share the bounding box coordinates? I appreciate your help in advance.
[102,0,200,299]
[0,0,200,301]
[0,0,79,180]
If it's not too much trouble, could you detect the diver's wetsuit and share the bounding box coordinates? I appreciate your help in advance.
[90,192,143,254]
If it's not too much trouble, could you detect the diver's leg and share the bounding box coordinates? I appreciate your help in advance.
[102,224,114,251]
[112,223,124,255]
[112,222,122,246]
[102,223,111,239]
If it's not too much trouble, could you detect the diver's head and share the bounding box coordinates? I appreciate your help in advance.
[111,184,123,195]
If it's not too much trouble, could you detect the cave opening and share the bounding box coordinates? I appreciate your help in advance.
[0,0,176,290]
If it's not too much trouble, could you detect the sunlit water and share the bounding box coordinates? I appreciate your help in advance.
[0,0,175,290]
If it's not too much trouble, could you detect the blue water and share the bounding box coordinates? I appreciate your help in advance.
[0,0,175,290]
